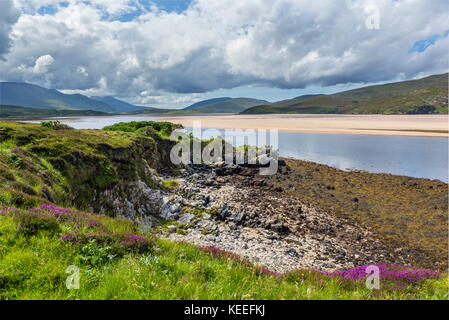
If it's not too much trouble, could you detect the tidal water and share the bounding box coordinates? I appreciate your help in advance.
[23,116,448,182]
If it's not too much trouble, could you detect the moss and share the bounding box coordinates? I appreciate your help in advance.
[161,179,179,190]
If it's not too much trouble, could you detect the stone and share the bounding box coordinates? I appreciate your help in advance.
[178,213,196,226]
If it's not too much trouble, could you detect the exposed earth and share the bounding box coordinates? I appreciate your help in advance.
[150,160,446,273]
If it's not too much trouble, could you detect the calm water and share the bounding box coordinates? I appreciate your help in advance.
[185,127,448,183]
[24,116,448,182]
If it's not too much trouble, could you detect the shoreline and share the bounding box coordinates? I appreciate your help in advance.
[159,114,449,138]
[8,113,448,137]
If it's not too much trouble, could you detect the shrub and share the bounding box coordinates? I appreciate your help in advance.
[14,209,61,236]
[0,165,15,181]
[103,121,182,137]
[40,120,73,130]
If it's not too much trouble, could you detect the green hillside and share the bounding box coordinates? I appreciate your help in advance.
[242,73,448,114]
[185,97,270,113]
[0,105,108,118]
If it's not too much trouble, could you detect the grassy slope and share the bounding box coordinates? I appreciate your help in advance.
[186,98,270,113]
[0,105,109,118]
[1,204,446,300]
[0,121,447,300]
[242,73,448,114]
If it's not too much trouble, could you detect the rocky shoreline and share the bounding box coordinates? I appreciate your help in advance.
[147,162,412,273]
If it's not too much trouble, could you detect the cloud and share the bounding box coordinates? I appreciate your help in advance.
[0,0,21,58]
[33,54,54,73]
[0,0,448,104]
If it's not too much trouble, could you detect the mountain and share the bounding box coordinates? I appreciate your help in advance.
[0,82,115,113]
[241,73,448,114]
[184,97,270,113]
[90,96,148,112]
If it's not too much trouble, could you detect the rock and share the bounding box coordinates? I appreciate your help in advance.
[286,248,299,257]
[160,202,181,220]
[167,225,177,233]
[270,223,289,235]
[214,201,229,219]
[178,213,195,226]
[228,211,247,224]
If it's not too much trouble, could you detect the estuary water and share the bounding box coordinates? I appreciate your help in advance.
[23,115,448,182]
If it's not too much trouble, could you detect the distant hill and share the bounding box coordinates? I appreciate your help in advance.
[241,73,448,114]
[90,96,148,112]
[184,97,270,113]
[0,105,108,118]
[184,97,232,110]
[271,94,325,107]
[0,82,115,113]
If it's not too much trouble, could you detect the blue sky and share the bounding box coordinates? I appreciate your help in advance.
[1,0,448,109]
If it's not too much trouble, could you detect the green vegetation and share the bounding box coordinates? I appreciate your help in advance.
[0,120,447,300]
[242,73,448,114]
[0,105,109,119]
[184,97,270,113]
[161,179,179,190]
[0,121,171,214]
[40,120,73,130]
[103,121,182,138]
[0,204,446,300]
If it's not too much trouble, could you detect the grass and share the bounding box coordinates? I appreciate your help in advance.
[161,179,179,190]
[0,204,446,300]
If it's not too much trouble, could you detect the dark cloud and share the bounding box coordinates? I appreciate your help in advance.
[0,0,20,58]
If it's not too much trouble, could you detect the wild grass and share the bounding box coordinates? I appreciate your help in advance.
[0,204,447,300]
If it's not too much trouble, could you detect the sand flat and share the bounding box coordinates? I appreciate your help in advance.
[160,114,449,137]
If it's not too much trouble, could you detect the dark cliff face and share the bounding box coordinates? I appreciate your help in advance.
[0,121,178,217]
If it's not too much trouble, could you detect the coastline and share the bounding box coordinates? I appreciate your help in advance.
[159,114,449,138]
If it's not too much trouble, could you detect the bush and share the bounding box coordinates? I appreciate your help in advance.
[103,121,182,137]
[14,209,61,236]
[40,120,73,130]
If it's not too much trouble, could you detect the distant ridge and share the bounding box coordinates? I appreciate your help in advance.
[184,97,232,110]
[90,96,148,112]
[241,73,448,114]
[184,97,270,113]
[0,82,115,113]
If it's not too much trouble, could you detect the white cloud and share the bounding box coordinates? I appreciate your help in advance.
[0,0,448,105]
[33,54,54,73]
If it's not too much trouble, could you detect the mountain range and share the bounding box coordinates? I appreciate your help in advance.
[1,73,448,117]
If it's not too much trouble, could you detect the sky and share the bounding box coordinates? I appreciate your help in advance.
[0,0,448,109]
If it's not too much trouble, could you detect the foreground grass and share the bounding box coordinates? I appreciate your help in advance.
[0,205,447,300]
